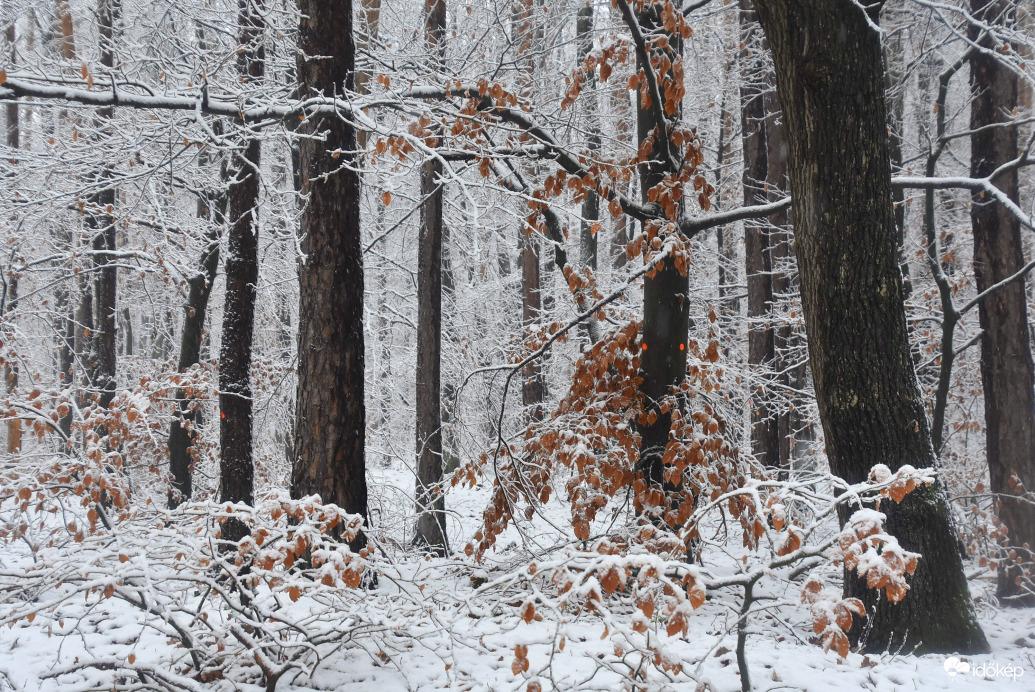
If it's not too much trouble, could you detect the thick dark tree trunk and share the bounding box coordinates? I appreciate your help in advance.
[413,0,449,555]
[739,2,779,470]
[752,0,988,653]
[291,0,369,551]
[218,0,264,518]
[168,219,221,506]
[969,0,1035,605]
[630,3,688,493]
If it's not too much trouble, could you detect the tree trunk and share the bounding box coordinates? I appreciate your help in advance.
[414,0,449,555]
[520,231,546,421]
[969,0,1035,606]
[218,0,263,515]
[752,0,988,653]
[87,0,119,412]
[577,2,599,276]
[740,1,779,469]
[168,213,221,506]
[53,0,76,443]
[765,88,806,471]
[5,22,21,454]
[513,0,546,422]
[884,26,911,296]
[291,0,369,551]
[632,3,688,493]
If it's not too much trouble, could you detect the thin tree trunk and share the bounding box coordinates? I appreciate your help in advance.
[969,0,1035,605]
[5,23,21,454]
[53,0,76,442]
[752,0,988,653]
[88,0,119,411]
[765,88,805,471]
[739,1,778,469]
[219,0,264,516]
[610,85,633,272]
[885,25,911,296]
[414,0,449,555]
[514,0,546,422]
[577,2,599,275]
[291,0,369,551]
[168,209,222,506]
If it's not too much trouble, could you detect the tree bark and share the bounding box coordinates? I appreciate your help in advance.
[513,0,546,422]
[414,0,449,555]
[739,1,779,469]
[86,0,119,411]
[168,209,222,506]
[53,0,76,443]
[5,23,21,454]
[577,2,600,276]
[752,0,988,653]
[291,0,369,551]
[969,0,1035,605]
[631,2,688,493]
[217,0,264,518]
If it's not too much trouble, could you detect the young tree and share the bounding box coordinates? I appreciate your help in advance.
[739,2,778,469]
[218,0,265,513]
[515,0,547,423]
[167,215,221,506]
[87,0,119,413]
[751,0,989,653]
[969,0,1035,605]
[4,22,20,455]
[414,0,449,555]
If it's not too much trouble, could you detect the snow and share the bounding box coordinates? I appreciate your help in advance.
[1,478,1032,692]
[0,558,1031,692]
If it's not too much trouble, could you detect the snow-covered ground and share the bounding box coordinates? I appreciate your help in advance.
[1,549,1031,692]
[1,475,1031,692]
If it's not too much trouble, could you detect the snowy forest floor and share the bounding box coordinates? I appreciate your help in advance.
[0,472,1032,692]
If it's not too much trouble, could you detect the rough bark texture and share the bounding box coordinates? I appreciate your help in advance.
[740,1,779,470]
[969,0,1035,605]
[291,0,369,551]
[630,2,687,492]
[752,0,988,653]
[217,0,264,516]
[414,0,449,555]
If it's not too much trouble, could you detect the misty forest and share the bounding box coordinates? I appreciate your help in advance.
[0,0,1034,690]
